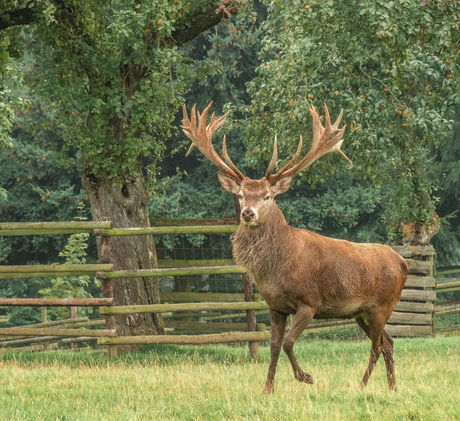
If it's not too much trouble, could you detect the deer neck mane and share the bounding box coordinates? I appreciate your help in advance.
[232,203,292,279]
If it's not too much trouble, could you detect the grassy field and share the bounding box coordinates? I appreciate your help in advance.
[0,335,459,421]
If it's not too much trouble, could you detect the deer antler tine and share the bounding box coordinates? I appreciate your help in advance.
[333,107,344,128]
[310,106,322,149]
[266,103,349,184]
[270,136,304,179]
[265,134,279,177]
[190,103,197,130]
[222,135,245,180]
[185,143,195,157]
[293,136,304,161]
[323,103,332,128]
[331,138,353,166]
[199,101,213,122]
[182,102,245,182]
[330,129,352,166]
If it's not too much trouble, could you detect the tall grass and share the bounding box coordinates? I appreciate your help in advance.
[1,336,459,421]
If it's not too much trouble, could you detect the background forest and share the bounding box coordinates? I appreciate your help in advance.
[1,1,460,326]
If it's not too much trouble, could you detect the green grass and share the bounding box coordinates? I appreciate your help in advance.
[1,336,459,421]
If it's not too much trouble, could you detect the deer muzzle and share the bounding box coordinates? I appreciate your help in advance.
[241,208,257,224]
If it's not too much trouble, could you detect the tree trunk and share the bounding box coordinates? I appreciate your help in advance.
[82,169,164,343]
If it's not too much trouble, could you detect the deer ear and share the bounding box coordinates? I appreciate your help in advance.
[271,175,293,196]
[217,172,241,194]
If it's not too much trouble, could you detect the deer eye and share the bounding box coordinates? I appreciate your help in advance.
[264,195,270,201]
[237,193,243,200]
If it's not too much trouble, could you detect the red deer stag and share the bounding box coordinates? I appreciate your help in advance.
[181,102,408,394]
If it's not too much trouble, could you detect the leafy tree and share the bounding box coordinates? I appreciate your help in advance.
[247,0,460,245]
[0,0,249,338]
[432,106,460,264]
[0,99,89,265]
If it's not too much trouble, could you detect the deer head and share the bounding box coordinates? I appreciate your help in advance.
[181,102,351,226]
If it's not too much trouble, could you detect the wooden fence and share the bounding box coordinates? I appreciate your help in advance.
[0,220,268,355]
[387,246,436,336]
[1,221,460,355]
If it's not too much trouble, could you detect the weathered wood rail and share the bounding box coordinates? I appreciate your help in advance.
[0,263,114,279]
[0,221,112,235]
[0,220,263,353]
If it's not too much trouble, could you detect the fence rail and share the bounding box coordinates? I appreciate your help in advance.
[98,331,270,346]
[94,225,238,236]
[96,265,245,280]
[0,264,114,279]
[0,298,114,306]
[99,301,269,316]
[435,278,460,293]
[0,327,116,338]
[0,221,112,235]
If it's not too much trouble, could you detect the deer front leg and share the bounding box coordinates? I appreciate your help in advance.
[283,305,315,384]
[263,310,288,394]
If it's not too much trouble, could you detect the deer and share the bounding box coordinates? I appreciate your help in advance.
[181,102,408,394]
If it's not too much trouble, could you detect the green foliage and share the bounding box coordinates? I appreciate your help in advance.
[0,103,92,324]
[39,203,99,318]
[432,107,460,264]
[0,99,89,265]
[21,0,195,183]
[0,55,25,148]
[247,0,460,240]
[278,175,385,242]
[182,3,264,109]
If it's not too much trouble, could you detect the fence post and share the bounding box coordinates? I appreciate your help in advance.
[70,306,77,350]
[234,196,259,357]
[100,220,118,358]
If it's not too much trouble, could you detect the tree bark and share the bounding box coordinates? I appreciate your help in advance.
[82,168,164,344]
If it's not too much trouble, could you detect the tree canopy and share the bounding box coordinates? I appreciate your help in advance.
[247,0,460,243]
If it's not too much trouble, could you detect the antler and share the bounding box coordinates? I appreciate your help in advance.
[181,102,245,182]
[266,104,351,184]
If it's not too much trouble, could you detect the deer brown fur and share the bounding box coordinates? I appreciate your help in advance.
[182,102,408,394]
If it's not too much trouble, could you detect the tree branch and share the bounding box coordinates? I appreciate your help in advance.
[170,1,243,46]
[0,7,38,31]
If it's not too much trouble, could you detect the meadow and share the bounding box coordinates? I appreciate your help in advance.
[0,335,459,421]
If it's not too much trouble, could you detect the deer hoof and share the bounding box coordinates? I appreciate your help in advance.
[262,381,275,394]
[295,370,314,384]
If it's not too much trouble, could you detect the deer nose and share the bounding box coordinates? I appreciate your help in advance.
[242,209,255,222]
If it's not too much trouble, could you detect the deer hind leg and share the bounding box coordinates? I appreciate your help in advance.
[355,315,384,389]
[263,310,288,394]
[282,305,315,385]
[356,316,397,391]
[381,329,396,390]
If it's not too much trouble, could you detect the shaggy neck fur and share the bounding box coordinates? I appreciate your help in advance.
[232,203,293,282]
